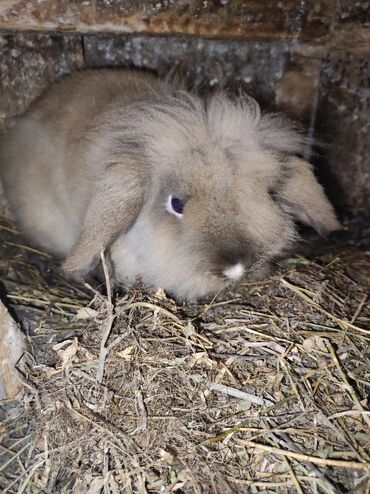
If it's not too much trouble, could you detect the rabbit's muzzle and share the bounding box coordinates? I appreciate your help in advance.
[211,240,258,281]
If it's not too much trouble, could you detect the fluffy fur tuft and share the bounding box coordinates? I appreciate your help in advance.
[0,69,340,301]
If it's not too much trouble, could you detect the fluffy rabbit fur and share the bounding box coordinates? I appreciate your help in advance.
[0,69,340,300]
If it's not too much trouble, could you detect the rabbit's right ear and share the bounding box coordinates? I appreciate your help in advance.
[63,162,146,276]
[278,158,341,236]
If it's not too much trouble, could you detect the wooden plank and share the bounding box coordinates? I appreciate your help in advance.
[0,300,26,400]
[0,0,368,45]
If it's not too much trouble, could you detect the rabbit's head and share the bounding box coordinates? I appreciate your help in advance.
[63,92,340,300]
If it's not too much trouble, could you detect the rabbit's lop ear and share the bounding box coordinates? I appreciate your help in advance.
[279,158,341,236]
[63,163,146,275]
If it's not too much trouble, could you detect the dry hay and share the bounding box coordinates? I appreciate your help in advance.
[0,214,369,494]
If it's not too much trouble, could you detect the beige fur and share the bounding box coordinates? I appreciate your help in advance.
[0,69,340,301]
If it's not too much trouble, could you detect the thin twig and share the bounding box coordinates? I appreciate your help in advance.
[327,341,370,429]
[284,457,304,494]
[0,443,31,473]
[209,383,273,407]
[327,410,370,420]
[236,438,370,469]
[280,278,370,335]
[118,301,180,322]
[135,390,148,432]
[351,294,368,324]
[96,248,115,383]
[260,417,338,494]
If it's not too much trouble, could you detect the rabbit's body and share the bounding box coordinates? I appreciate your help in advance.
[0,69,340,300]
[0,70,162,256]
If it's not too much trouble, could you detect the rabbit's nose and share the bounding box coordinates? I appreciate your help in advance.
[223,262,245,280]
[213,236,255,278]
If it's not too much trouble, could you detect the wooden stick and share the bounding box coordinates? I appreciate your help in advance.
[96,248,115,383]
[236,439,370,469]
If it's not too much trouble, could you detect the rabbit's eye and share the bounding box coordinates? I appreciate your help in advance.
[166,195,184,218]
[268,187,279,202]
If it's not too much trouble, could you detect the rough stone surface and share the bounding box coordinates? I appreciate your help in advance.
[315,52,370,211]
[84,34,291,108]
[0,32,84,127]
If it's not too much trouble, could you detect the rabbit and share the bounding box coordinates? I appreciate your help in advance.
[0,68,341,301]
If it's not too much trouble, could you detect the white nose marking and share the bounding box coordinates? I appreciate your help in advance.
[223,262,245,280]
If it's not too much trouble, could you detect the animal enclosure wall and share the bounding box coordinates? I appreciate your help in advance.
[0,0,369,212]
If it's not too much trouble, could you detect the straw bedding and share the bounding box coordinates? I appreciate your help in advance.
[0,214,369,493]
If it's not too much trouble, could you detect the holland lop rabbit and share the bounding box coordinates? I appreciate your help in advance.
[0,69,340,301]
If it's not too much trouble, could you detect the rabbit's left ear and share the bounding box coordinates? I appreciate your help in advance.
[63,162,146,276]
[279,158,341,236]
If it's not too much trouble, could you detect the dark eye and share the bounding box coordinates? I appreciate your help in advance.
[166,195,184,218]
[268,187,279,202]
